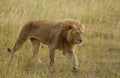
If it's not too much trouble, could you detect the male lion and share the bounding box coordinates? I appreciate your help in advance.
[8,18,84,71]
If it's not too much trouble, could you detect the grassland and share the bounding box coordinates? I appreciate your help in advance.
[0,0,120,78]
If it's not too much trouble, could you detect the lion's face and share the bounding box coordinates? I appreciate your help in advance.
[68,24,84,45]
[72,27,83,44]
[61,19,84,45]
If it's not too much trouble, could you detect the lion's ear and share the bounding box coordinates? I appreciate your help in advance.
[81,24,85,33]
[63,25,73,31]
[68,25,73,30]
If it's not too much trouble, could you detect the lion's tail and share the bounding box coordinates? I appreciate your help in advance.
[7,23,32,53]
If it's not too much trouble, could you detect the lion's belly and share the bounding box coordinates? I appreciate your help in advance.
[38,36,50,44]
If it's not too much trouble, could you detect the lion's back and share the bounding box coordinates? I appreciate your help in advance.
[24,20,59,44]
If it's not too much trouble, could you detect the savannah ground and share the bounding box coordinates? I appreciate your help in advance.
[0,0,120,78]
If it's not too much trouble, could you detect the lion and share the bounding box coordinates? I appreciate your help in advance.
[7,18,84,71]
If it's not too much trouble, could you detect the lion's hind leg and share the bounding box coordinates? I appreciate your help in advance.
[30,38,42,63]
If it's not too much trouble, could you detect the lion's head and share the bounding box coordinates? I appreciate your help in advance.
[58,19,84,46]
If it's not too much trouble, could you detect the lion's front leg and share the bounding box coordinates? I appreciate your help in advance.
[49,48,55,66]
[63,51,79,71]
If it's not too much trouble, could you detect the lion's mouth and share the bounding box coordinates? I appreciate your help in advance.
[79,42,83,46]
[76,41,83,46]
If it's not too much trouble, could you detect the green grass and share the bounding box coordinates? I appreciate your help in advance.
[0,0,120,78]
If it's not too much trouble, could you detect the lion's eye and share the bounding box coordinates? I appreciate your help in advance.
[76,32,79,35]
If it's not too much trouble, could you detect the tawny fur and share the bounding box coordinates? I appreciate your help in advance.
[8,18,84,71]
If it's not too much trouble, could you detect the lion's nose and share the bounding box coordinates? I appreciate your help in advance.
[80,40,83,43]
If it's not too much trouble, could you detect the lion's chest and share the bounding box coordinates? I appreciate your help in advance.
[56,42,74,51]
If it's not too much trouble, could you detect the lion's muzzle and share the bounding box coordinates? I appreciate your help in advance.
[79,41,83,46]
[76,40,83,46]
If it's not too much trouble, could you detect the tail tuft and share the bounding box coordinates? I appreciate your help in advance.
[7,48,12,53]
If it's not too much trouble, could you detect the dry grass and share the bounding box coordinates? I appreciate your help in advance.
[0,0,120,78]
